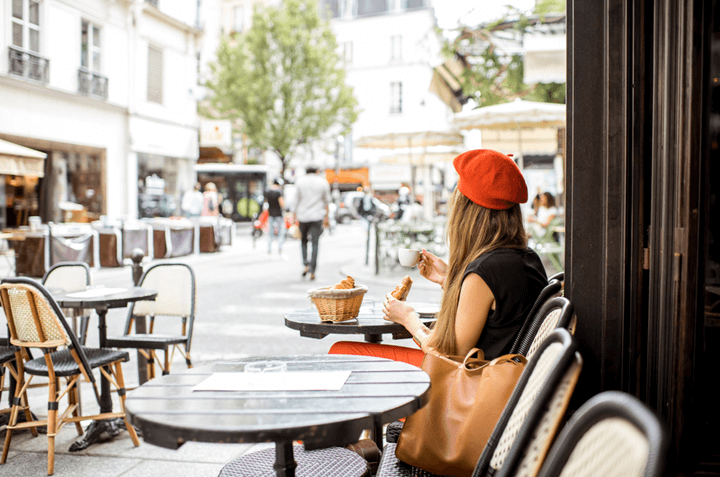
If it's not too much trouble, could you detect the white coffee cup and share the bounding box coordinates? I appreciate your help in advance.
[397,248,421,267]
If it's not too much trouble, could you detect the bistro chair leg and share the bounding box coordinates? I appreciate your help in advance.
[114,362,139,447]
[68,381,83,436]
[163,350,170,376]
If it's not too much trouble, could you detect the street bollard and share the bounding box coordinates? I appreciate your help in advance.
[130,248,149,384]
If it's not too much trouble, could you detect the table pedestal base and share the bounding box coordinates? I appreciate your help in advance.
[68,418,134,452]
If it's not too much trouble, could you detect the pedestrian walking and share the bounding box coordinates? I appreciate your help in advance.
[181,183,204,218]
[293,165,331,280]
[265,178,286,255]
[202,182,220,217]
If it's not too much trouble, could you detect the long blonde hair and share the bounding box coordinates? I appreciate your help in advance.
[427,189,528,355]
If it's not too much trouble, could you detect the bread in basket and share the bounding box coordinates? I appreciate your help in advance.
[308,276,368,322]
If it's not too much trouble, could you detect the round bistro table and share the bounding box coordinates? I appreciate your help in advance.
[284,303,438,343]
[52,286,158,451]
[125,354,430,477]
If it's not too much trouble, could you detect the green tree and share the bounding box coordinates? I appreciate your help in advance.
[205,0,358,178]
[443,2,566,108]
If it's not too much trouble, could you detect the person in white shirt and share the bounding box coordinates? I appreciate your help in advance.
[527,192,558,237]
[181,183,204,218]
[293,165,331,280]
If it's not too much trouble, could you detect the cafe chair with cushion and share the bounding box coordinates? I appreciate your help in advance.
[509,278,563,355]
[42,262,92,345]
[0,277,138,475]
[536,391,669,477]
[516,297,576,360]
[376,329,581,477]
[106,263,196,379]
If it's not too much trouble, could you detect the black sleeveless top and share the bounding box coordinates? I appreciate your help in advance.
[463,247,547,359]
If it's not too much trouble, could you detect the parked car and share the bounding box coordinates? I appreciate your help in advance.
[336,191,392,223]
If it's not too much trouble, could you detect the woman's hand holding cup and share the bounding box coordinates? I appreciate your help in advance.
[418,249,448,288]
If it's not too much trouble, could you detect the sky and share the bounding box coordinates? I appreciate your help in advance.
[434,0,537,29]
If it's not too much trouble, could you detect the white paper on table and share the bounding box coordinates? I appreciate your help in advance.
[192,371,352,392]
[65,288,129,298]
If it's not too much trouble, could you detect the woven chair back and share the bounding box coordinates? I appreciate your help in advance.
[494,355,582,477]
[537,391,669,477]
[132,263,194,317]
[472,329,579,477]
[520,297,575,360]
[510,280,563,354]
[42,262,91,292]
[0,282,70,347]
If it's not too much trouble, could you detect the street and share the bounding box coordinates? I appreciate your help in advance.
[80,220,444,375]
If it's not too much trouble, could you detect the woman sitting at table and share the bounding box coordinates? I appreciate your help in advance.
[331,149,547,362]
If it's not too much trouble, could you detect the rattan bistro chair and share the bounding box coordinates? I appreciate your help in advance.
[0,278,139,476]
[536,392,669,477]
[509,279,563,355]
[376,329,582,477]
[42,262,92,345]
[106,263,196,379]
[517,297,576,360]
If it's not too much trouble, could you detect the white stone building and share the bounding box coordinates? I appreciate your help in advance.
[0,0,201,226]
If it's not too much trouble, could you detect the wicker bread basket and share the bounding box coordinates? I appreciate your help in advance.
[307,285,368,322]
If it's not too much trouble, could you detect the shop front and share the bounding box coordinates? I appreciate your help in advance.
[194,163,267,222]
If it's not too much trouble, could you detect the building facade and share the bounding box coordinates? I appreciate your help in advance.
[0,0,201,226]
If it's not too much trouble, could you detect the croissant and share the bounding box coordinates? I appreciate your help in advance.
[391,276,413,301]
[333,276,356,290]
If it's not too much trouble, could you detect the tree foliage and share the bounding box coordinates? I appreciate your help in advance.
[442,1,566,108]
[205,0,358,175]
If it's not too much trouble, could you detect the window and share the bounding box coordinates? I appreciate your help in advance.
[233,6,244,33]
[403,0,425,9]
[147,45,164,104]
[357,0,388,16]
[390,35,402,61]
[11,0,41,53]
[390,82,402,113]
[321,0,341,18]
[81,20,102,72]
[339,41,353,64]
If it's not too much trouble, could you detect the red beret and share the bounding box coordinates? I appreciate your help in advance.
[453,149,528,210]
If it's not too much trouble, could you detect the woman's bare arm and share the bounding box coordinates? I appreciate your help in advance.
[454,273,495,357]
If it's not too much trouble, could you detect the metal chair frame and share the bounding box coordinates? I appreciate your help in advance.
[106,262,196,379]
[0,277,139,475]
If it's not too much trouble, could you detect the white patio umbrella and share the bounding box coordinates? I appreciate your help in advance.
[0,138,47,177]
[453,98,566,169]
[354,130,465,219]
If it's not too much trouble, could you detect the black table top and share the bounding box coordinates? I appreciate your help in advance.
[52,286,157,310]
[125,354,430,451]
[285,304,438,340]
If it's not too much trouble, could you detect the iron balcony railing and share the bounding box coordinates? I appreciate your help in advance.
[8,46,49,83]
[78,67,109,99]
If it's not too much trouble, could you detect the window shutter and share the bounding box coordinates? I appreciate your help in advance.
[147,45,163,104]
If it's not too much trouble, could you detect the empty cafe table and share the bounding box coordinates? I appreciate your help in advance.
[52,286,157,451]
[284,302,438,343]
[125,354,430,477]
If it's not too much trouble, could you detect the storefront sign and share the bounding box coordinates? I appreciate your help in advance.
[200,120,233,148]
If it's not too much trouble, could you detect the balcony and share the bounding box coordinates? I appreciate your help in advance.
[8,46,49,84]
[78,68,109,99]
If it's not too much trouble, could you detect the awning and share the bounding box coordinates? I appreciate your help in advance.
[0,138,47,177]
